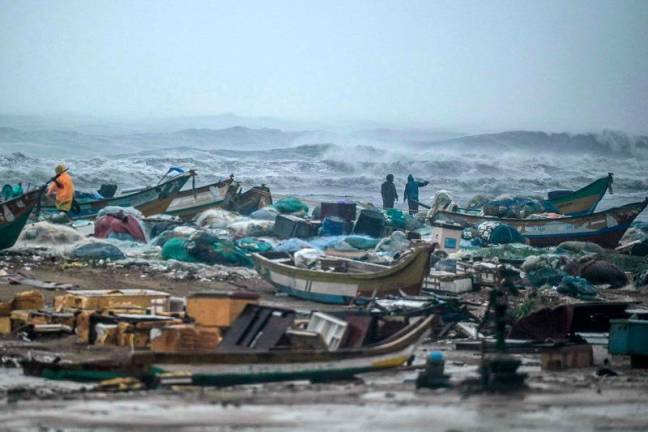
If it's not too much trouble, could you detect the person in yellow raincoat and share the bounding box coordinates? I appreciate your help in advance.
[47,164,75,212]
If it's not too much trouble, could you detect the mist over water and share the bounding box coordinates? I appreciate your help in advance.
[1,120,646,222]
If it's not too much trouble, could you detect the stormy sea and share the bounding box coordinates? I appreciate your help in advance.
[1,115,647,221]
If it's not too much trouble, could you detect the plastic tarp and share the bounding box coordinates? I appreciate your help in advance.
[71,242,125,261]
[95,214,146,243]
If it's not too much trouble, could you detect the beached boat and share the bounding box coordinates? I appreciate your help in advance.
[0,189,43,250]
[21,315,435,385]
[165,177,272,220]
[431,199,648,249]
[40,173,193,219]
[547,173,613,216]
[252,245,433,304]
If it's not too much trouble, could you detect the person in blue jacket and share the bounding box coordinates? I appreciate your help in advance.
[403,174,429,215]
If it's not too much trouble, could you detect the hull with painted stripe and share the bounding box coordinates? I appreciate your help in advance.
[138,315,434,386]
[252,245,432,304]
[548,174,613,216]
[0,189,42,250]
[432,199,648,249]
[40,174,192,219]
[21,316,435,386]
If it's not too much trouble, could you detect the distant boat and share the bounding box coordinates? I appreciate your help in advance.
[251,245,433,304]
[547,173,613,216]
[165,176,273,220]
[431,198,648,249]
[0,189,42,250]
[22,315,436,386]
[40,173,193,220]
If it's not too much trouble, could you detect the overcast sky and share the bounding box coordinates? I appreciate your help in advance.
[1,0,647,133]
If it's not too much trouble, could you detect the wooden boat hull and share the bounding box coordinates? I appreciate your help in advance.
[432,199,648,249]
[165,180,273,220]
[22,316,434,385]
[41,174,192,219]
[548,174,613,216]
[0,189,42,250]
[252,245,432,304]
[143,315,434,386]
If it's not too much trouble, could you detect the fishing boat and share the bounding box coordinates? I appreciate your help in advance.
[21,315,435,386]
[431,198,648,249]
[40,173,193,220]
[0,189,42,250]
[252,244,433,304]
[165,176,272,220]
[547,173,613,216]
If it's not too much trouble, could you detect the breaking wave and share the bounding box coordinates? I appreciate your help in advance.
[1,126,647,221]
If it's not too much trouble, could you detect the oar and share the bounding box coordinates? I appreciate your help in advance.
[410,199,431,209]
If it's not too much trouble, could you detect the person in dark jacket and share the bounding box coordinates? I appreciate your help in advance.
[381,174,398,209]
[403,174,429,215]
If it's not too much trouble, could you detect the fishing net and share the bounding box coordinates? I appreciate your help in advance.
[161,238,196,263]
[235,237,274,253]
[273,197,309,215]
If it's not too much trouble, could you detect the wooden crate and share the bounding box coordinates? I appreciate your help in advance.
[187,291,259,327]
[54,289,170,312]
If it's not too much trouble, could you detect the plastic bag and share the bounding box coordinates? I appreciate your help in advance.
[273,197,309,215]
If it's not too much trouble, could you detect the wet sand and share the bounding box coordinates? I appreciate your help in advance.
[1,254,648,431]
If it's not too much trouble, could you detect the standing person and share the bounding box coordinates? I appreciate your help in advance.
[381,174,398,209]
[403,174,429,215]
[47,164,75,213]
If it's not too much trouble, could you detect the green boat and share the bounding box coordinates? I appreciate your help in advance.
[547,173,613,216]
[0,189,43,250]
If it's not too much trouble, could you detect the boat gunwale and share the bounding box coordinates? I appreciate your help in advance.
[130,314,435,366]
[40,172,193,211]
[251,244,432,282]
[432,198,648,228]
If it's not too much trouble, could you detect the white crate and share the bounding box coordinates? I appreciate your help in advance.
[307,312,349,351]
[425,271,473,294]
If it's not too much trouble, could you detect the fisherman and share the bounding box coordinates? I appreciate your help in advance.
[403,174,429,215]
[381,174,398,209]
[47,164,75,213]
